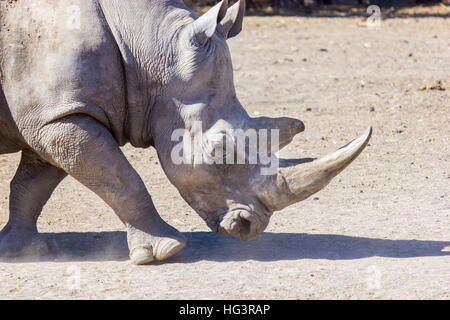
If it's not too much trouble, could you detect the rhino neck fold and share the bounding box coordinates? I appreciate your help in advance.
[98,0,194,148]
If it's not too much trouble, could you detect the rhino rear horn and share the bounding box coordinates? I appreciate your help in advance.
[267,127,372,211]
[246,116,305,153]
[219,0,246,39]
[192,0,229,45]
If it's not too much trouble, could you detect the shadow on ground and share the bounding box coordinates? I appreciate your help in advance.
[0,231,448,263]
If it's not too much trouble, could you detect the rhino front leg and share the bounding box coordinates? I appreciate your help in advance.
[30,114,186,264]
[0,150,67,257]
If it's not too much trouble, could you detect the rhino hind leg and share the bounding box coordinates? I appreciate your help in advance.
[27,114,186,264]
[0,150,67,257]
[0,227,50,258]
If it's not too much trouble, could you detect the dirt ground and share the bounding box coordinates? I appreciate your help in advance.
[0,7,449,299]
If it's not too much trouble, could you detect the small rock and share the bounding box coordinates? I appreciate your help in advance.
[419,80,448,91]
[429,80,446,91]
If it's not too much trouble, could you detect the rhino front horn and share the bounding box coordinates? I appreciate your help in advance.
[267,127,372,211]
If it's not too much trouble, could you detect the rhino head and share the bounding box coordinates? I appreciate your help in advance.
[149,0,372,240]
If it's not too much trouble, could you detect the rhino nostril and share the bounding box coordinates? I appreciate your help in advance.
[229,221,240,234]
[218,210,262,240]
[239,218,252,237]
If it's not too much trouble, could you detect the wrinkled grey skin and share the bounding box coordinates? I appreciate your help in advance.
[0,0,371,264]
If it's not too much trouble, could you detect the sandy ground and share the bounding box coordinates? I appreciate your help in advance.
[0,10,449,299]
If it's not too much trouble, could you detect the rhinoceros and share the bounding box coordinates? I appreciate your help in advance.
[0,0,371,264]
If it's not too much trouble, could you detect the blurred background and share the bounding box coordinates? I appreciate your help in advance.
[186,0,450,12]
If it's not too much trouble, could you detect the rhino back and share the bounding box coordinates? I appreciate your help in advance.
[0,0,127,145]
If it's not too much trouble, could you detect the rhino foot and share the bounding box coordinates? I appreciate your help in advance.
[129,238,186,265]
[127,219,187,265]
[0,226,50,258]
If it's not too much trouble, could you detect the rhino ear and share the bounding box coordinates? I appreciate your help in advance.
[192,0,229,45]
[219,0,245,39]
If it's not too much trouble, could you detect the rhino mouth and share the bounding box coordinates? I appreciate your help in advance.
[217,208,270,241]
